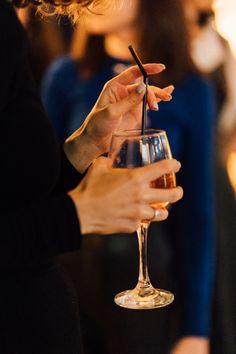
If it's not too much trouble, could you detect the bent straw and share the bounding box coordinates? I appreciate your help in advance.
[128,45,149,135]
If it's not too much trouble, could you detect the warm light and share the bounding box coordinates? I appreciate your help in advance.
[227,152,236,196]
[214,0,236,56]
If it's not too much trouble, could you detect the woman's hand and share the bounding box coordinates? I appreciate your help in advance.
[171,337,209,354]
[68,157,183,235]
[64,64,174,173]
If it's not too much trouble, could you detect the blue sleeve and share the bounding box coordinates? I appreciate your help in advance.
[152,78,216,337]
[41,58,69,143]
[177,82,215,337]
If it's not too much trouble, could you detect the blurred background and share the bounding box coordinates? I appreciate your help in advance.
[215,0,236,194]
[16,1,236,354]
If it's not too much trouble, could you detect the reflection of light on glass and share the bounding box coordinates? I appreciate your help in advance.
[227,152,236,195]
[214,0,236,56]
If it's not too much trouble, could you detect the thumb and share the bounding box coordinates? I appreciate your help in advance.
[90,156,112,174]
[110,85,145,116]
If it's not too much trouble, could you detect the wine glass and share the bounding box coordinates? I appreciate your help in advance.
[109,129,176,309]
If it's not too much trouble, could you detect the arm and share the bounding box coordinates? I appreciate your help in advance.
[0,3,183,272]
[0,194,81,271]
[151,77,215,352]
[175,80,215,338]
[41,59,69,143]
[0,5,82,271]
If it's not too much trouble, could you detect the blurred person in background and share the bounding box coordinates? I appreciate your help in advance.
[0,0,184,353]
[184,1,236,353]
[42,1,215,354]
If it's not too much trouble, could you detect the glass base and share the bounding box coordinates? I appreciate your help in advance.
[114,287,174,310]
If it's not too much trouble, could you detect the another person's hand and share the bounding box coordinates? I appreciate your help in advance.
[64,64,174,173]
[68,157,183,235]
[171,336,209,354]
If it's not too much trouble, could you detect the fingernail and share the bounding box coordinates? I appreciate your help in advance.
[136,83,146,94]
[176,161,181,170]
[160,64,166,70]
[153,102,159,110]
[166,93,172,100]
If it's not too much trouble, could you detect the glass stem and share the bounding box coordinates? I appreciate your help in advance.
[136,222,152,290]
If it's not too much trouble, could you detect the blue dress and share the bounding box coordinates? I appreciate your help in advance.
[42,55,215,340]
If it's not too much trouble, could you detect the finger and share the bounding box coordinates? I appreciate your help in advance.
[111,64,166,86]
[153,208,169,221]
[147,86,173,110]
[127,82,145,94]
[107,89,145,116]
[127,83,175,97]
[127,84,173,111]
[133,159,181,182]
[144,186,184,204]
[163,85,175,94]
[138,206,169,222]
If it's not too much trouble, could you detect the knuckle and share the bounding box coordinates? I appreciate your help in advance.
[105,105,115,118]
[132,203,143,220]
[128,171,142,188]
[135,205,143,219]
[129,94,139,105]
[158,159,169,172]
[133,172,143,186]
[134,188,144,203]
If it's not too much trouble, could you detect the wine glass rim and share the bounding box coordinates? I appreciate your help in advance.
[113,129,166,138]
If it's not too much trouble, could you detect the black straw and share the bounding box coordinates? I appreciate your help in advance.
[128,45,148,135]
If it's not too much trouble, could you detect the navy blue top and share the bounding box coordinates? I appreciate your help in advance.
[42,55,215,337]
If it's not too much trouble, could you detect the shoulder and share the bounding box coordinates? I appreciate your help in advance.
[41,55,77,93]
[44,56,76,81]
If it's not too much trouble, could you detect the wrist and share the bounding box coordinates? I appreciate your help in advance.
[68,188,102,235]
[64,130,102,174]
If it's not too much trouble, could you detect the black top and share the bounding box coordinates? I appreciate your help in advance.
[0,0,82,271]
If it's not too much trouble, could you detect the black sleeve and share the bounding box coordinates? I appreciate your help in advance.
[55,147,85,193]
[0,1,84,271]
[0,195,81,271]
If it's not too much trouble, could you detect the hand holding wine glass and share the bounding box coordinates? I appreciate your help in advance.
[68,155,182,235]
[109,129,181,309]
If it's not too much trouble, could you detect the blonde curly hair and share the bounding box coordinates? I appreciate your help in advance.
[12,0,103,21]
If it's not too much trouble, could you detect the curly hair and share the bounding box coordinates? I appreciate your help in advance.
[12,0,102,21]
